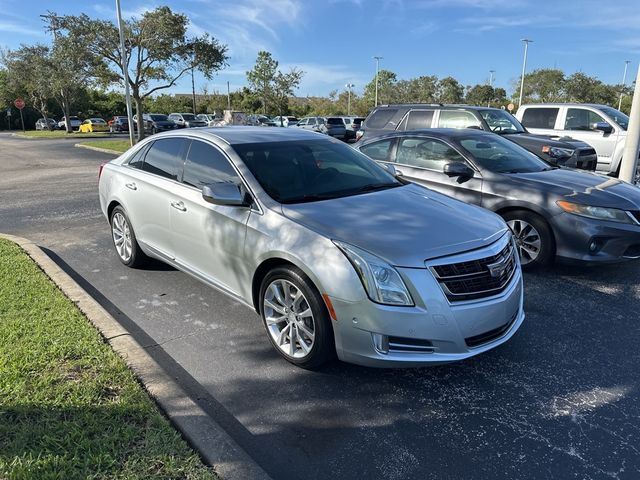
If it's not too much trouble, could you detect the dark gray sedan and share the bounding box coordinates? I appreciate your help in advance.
[356,129,640,268]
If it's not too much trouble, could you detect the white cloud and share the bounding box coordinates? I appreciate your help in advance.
[0,21,44,37]
[282,62,368,96]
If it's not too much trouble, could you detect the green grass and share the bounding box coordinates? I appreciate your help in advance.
[16,130,110,138]
[82,140,131,153]
[0,239,216,480]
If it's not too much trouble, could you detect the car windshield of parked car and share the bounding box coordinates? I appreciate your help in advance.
[457,134,549,173]
[150,114,168,121]
[479,110,525,134]
[91,118,106,124]
[598,106,629,130]
[181,114,196,121]
[233,140,402,204]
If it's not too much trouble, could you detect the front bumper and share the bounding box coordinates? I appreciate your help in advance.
[329,254,525,368]
[551,212,640,264]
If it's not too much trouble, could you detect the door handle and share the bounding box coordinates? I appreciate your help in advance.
[125,182,137,190]
[170,201,187,212]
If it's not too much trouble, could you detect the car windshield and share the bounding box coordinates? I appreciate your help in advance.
[456,134,550,173]
[150,114,168,121]
[233,140,402,204]
[182,114,196,121]
[327,118,343,125]
[479,110,525,134]
[598,106,629,130]
[91,118,106,123]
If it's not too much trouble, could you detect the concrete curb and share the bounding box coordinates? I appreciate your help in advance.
[75,143,123,155]
[0,233,272,480]
[11,133,113,141]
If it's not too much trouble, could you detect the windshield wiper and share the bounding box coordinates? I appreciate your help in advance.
[353,182,401,193]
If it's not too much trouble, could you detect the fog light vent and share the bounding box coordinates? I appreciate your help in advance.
[388,336,434,354]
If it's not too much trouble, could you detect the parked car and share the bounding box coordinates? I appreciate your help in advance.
[58,116,82,130]
[346,117,365,141]
[295,116,325,132]
[98,127,524,368]
[168,113,208,128]
[136,114,177,134]
[320,117,347,140]
[358,104,598,171]
[196,114,220,127]
[108,116,130,133]
[357,129,640,268]
[35,118,57,131]
[515,103,632,176]
[272,116,299,127]
[79,118,109,133]
[247,114,277,127]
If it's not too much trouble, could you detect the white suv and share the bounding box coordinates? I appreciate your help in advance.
[515,103,630,175]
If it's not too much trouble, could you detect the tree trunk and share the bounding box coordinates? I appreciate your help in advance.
[62,97,72,134]
[134,94,145,141]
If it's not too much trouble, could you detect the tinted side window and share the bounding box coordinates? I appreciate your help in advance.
[366,109,398,129]
[360,139,394,161]
[396,137,466,170]
[437,111,481,129]
[405,110,434,130]
[520,108,559,129]
[127,144,149,169]
[564,108,605,131]
[142,138,186,180]
[182,140,239,188]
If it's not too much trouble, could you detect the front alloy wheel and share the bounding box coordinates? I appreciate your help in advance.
[260,267,334,368]
[503,210,554,269]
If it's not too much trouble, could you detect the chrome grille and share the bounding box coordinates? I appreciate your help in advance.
[431,241,517,302]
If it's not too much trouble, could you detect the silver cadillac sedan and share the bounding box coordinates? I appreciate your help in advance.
[98,127,525,368]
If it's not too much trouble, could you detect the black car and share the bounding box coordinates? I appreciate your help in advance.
[357,104,598,171]
[108,116,130,133]
[140,114,177,134]
[356,129,640,268]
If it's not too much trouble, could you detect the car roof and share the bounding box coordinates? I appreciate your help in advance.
[374,103,501,112]
[153,125,327,145]
[520,103,612,109]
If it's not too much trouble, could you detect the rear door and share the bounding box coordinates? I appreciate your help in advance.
[120,137,188,259]
[518,107,560,135]
[390,136,483,205]
[170,139,251,296]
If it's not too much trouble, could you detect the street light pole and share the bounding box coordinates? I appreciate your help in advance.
[518,39,533,109]
[618,60,631,111]
[116,0,135,146]
[373,56,383,107]
[489,70,495,87]
[345,83,354,115]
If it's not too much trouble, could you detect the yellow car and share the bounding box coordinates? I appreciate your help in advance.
[79,118,110,133]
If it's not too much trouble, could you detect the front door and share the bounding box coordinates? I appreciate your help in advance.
[170,139,251,297]
[561,107,616,170]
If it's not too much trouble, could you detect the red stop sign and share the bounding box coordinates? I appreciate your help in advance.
[14,98,25,110]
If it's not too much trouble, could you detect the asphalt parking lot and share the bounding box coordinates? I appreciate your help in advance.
[1,132,639,480]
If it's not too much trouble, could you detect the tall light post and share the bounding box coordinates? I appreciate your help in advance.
[618,60,631,111]
[373,56,383,107]
[518,38,533,109]
[116,0,135,146]
[489,70,495,86]
[345,83,355,115]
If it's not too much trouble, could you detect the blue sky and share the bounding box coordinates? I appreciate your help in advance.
[1,0,638,98]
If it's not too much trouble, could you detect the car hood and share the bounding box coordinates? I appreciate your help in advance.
[281,183,508,267]
[503,132,591,149]
[507,169,640,210]
[151,120,175,126]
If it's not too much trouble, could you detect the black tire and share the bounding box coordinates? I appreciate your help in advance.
[502,210,555,270]
[152,127,159,135]
[109,206,148,268]
[259,266,335,368]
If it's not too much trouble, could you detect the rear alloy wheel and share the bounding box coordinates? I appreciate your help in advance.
[503,210,554,269]
[110,206,147,268]
[260,267,334,368]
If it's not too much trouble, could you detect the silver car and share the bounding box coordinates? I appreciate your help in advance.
[98,127,525,368]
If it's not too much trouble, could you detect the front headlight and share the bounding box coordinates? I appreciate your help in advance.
[333,241,414,306]
[556,200,634,224]
[543,146,574,158]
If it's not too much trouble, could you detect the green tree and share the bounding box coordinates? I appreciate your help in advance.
[436,76,464,104]
[57,7,228,139]
[465,84,495,106]
[271,68,304,123]
[565,72,617,105]
[514,68,565,104]
[363,69,397,107]
[246,51,278,114]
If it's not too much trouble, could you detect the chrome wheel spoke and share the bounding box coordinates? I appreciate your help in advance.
[507,219,541,264]
[263,279,316,359]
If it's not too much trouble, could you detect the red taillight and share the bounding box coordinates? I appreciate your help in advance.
[98,163,105,179]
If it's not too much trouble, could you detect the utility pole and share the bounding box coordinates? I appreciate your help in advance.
[619,64,640,184]
[618,60,631,111]
[489,70,495,86]
[191,66,197,114]
[373,56,383,107]
[116,0,135,146]
[518,39,533,109]
[345,83,355,115]
[227,81,231,111]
